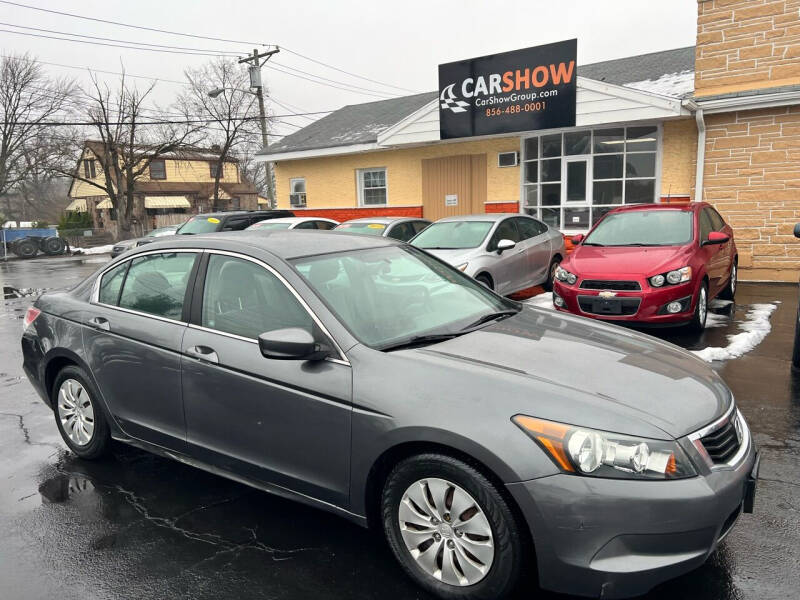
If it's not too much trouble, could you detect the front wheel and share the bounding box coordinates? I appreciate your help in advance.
[381,454,525,600]
[475,274,493,290]
[688,282,708,333]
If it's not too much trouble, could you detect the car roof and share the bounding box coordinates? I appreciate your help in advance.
[137,230,400,260]
[434,213,520,223]
[254,216,337,224]
[339,216,426,225]
[194,210,291,219]
[607,203,699,214]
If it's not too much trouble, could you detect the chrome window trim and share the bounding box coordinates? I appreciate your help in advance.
[200,249,350,366]
[687,403,749,470]
[90,248,203,324]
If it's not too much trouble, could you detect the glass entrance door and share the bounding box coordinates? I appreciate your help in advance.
[563,157,591,229]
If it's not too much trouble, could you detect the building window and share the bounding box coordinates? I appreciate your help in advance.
[83,159,96,179]
[290,178,307,207]
[149,159,167,180]
[357,168,387,206]
[521,126,659,231]
[210,162,224,178]
[231,197,240,210]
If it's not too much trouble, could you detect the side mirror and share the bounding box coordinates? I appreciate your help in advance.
[258,328,331,361]
[703,231,730,246]
[794,223,800,239]
[571,234,584,245]
[496,239,516,254]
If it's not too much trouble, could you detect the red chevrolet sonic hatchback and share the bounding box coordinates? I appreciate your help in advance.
[552,203,736,331]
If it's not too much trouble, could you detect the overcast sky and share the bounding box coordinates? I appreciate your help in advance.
[1,0,698,140]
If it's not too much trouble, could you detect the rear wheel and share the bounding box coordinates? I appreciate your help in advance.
[475,274,493,290]
[41,236,67,256]
[542,257,561,292]
[719,261,737,301]
[52,366,111,459]
[381,454,525,600]
[12,238,38,258]
[688,282,708,333]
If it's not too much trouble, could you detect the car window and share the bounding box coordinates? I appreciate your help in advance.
[98,261,129,305]
[294,220,318,230]
[315,220,337,230]
[335,222,387,236]
[411,221,494,250]
[222,218,250,231]
[584,210,693,246]
[177,216,221,234]
[118,252,197,319]
[411,220,430,234]
[707,207,726,231]
[387,222,415,242]
[487,219,520,251]
[699,209,714,242]
[201,254,313,339]
[248,221,291,230]
[513,217,546,240]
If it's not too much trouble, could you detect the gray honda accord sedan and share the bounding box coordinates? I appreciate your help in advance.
[21,231,758,599]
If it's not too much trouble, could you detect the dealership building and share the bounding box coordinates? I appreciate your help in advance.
[260,0,800,281]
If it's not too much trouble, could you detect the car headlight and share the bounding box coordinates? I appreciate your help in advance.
[512,415,696,479]
[456,262,469,272]
[650,266,691,288]
[555,266,577,285]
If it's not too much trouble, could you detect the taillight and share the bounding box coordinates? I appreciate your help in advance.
[23,307,41,331]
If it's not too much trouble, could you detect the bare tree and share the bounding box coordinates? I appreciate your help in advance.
[0,53,76,220]
[58,73,200,240]
[13,139,70,223]
[180,57,262,209]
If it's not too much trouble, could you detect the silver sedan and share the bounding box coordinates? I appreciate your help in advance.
[411,213,565,295]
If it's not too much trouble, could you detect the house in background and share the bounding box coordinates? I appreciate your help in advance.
[66,141,258,238]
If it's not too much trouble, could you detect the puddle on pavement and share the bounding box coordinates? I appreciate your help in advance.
[38,474,96,504]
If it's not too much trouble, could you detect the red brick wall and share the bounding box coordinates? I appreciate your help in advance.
[289,205,423,222]
[484,201,520,213]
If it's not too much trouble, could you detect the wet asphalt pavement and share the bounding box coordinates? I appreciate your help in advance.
[1,255,798,600]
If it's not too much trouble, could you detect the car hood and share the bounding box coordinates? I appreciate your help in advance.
[566,244,691,277]
[405,306,730,439]
[420,248,478,265]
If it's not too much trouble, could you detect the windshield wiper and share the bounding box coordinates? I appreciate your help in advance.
[421,246,459,250]
[460,308,520,331]
[611,243,661,247]
[380,332,461,352]
[582,242,604,246]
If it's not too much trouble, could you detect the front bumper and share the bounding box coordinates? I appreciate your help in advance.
[553,278,697,325]
[507,436,757,598]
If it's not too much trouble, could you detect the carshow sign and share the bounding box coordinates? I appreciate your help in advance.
[438,39,577,139]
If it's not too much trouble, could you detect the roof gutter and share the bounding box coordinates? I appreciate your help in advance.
[683,99,705,203]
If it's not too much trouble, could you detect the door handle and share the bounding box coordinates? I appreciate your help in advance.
[186,345,219,364]
[87,316,110,331]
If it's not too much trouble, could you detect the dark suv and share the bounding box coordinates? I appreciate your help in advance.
[176,210,294,235]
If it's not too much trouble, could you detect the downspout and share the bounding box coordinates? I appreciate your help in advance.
[686,99,706,203]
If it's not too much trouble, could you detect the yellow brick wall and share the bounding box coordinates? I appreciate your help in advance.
[274,137,521,210]
[701,105,800,281]
[661,119,698,197]
[696,0,800,97]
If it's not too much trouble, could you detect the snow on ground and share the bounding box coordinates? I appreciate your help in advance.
[525,292,554,309]
[624,70,695,98]
[72,244,113,255]
[692,303,779,362]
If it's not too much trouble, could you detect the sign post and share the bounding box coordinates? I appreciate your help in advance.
[438,40,577,140]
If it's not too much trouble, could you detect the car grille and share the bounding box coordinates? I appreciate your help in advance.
[577,296,641,316]
[700,419,741,464]
[579,279,641,291]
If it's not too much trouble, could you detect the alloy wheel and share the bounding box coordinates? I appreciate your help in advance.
[398,477,494,586]
[730,264,737,296]
[698,286,707,326]
[57,379,95,446]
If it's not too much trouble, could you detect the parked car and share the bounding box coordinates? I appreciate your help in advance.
[411,213,565,295]
[247,216,339,231]
[334,217,431,242]
[793,223,800,369]
[21,231,757,600]
[175,210,295,235]
[110,224,181,258]
[553,203,737,331]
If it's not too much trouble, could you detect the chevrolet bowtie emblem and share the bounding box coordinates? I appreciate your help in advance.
[598,291,617,298]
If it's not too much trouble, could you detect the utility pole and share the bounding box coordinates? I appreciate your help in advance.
[239,47,279,208]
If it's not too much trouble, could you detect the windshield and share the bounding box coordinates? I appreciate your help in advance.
[411,221,493,249]
[147,226,177,238]
[584,210,693,246]
[335,222,387,236]
[247,221,292,230]
[177,216,221,235]
[292,245,516,349]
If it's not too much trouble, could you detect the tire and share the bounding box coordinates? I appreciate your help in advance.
[542,257,561,292]
[381,454,525,600]
[41,236,67,256]
[12,238,38,258]
[719,261,737,301]
[475,274,493,290]
[688,281,709,333]
[52,366,111,460]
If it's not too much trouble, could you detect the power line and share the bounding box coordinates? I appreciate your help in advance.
[281,46,418,94]
[0,0,266,45]
[0,21,243,55]
[2,111,331,126]
[271,60,399,97]
[263,62,395,99]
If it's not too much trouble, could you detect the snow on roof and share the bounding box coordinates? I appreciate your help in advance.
[624,70,695,99]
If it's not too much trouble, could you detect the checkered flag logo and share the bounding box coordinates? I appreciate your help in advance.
[440,84,470,113]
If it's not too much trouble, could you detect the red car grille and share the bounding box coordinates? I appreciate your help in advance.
[579,279,641,291]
